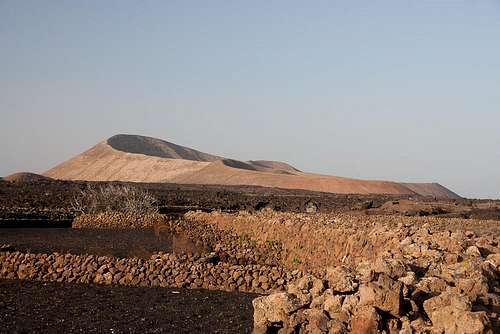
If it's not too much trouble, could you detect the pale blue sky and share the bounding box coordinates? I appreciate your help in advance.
[1,1,499,198]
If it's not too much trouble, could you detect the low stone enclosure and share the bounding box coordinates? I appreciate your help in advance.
[1,210,499,333]
[73,212,167,229]
[0,250,299,293]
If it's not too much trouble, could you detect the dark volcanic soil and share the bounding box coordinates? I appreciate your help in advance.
[2,179,499,223]
[0,279,257,334]
[0,228,176,258]
[0,179,407,213]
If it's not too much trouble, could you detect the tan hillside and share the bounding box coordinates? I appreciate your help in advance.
[170,160,413,195]
[44,134,460,198]
[44,140,210,182]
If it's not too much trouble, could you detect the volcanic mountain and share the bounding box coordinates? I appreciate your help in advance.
[44,134,460,198]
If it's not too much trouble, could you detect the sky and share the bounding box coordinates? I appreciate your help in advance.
[1,1,499,199]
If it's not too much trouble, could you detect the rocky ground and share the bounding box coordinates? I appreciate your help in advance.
[218,211,499,333]
[2,210,499,333]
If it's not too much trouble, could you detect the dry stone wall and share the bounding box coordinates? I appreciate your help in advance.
[75,212,285,267]
[0,248,301,294]
[187,210,500,272]
[73,212,167,229]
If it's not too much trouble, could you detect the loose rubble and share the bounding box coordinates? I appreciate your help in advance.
[248,213,499,333]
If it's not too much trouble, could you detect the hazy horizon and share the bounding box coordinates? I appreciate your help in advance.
[1,1,499,199]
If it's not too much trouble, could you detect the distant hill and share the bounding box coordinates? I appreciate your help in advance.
[4,172,54,182]
[44,134,460,198]
[401,182,461,199]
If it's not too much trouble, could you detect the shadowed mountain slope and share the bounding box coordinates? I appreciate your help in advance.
[44,134,460,198]
[248,160,301,173]
[402,183,461,199]
[107,134,222,161]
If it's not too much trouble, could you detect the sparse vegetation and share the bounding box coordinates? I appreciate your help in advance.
[239,233,251,243]
[71,184,158,215]
[265,239,282,252]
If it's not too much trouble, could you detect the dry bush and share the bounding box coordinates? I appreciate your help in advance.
[72,184,158,215]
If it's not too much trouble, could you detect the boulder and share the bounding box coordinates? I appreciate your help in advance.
[310,294,326,310]
[350,306,381,334]
[486,253,500,269]
[341,294,360,314]
[359,274,403,317]
[409,317,433,333]
[325,266,358,293]
[310,277,325,297]
[323,293,344,318]
[327,319,347,334]
[423,291,492,334]
[286,309,307,332]
[466,246,482,257]
[416,276,448,294]
[456,277,489,302]
[287,275,322,304]
[372,256,406,278]
[398,271,416,287]
[252,293,305,334]
[302,309,329,334]
[355,261,374,283]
